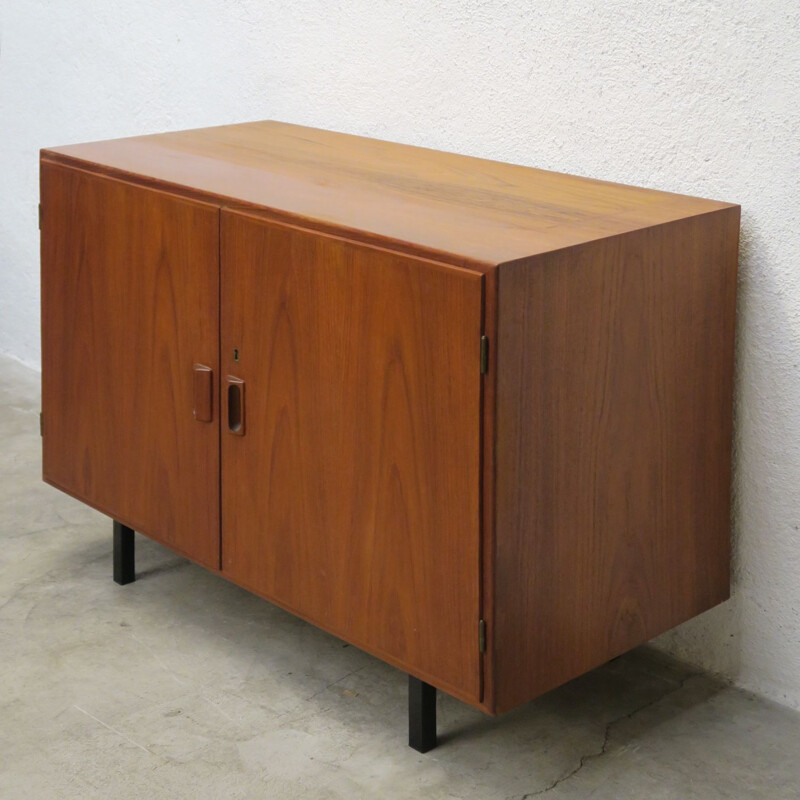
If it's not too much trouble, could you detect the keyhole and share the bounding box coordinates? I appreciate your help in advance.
[233,348,239,363]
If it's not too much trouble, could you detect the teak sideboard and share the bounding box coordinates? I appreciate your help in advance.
[40,121,739,752]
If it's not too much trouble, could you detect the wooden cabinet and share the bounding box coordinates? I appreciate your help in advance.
[40,121,739,750]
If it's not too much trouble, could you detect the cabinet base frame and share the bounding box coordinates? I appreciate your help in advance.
[408,675,437,753]
[113,521,135,585]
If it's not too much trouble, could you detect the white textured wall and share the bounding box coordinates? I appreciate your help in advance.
[1,1,799,708]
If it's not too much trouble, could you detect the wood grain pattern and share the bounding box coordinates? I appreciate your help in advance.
[491,207,740,713]
[41,121,734,269]
[220,211,484,703]
[41,163,221,569]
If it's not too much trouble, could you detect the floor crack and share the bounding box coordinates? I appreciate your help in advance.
[302,663,370,703]
[520,672,698,798]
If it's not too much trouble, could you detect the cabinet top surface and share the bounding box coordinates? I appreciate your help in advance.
[42,120,736,269]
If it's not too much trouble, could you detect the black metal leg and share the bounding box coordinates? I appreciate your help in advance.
[113,521,135,585]
[408,675,437,753]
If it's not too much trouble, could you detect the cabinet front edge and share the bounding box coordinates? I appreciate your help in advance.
[39,151,498,275]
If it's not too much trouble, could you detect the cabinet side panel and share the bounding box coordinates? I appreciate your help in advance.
[493,208,739,713]
[41,161,221,569]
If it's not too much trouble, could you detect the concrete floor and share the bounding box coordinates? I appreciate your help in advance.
[2,356,800,800]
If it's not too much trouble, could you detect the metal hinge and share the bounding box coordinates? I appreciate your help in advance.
[38,204,42,230]
[39,412,43,437]
[478,619,486,653]
[480,335,489,374]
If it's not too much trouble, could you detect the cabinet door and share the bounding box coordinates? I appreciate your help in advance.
[41,163,220,569]
[221,211,483,702]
